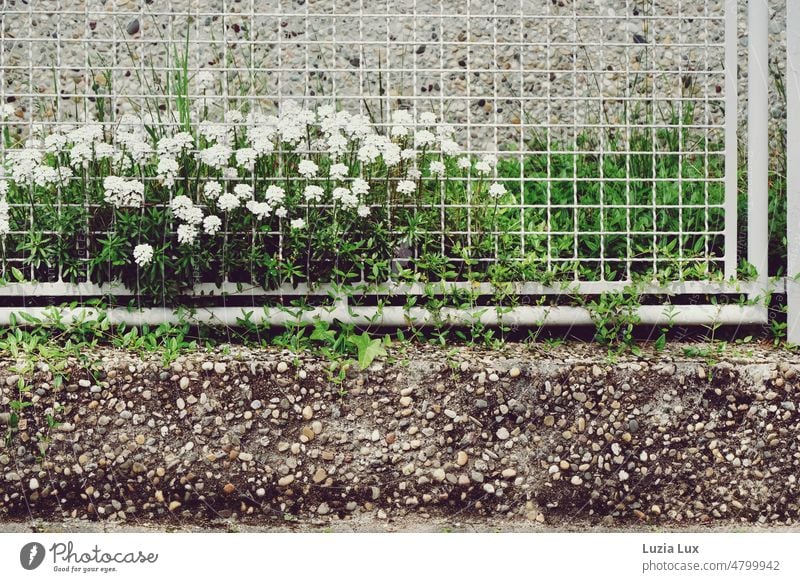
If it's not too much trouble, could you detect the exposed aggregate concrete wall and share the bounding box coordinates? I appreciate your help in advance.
[1,344,799,530]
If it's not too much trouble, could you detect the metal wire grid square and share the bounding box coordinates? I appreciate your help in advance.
[0,0,731,290]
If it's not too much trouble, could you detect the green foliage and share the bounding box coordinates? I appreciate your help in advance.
[347,331,388,370]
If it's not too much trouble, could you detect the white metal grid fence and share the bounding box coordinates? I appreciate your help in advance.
[0,0,774,327]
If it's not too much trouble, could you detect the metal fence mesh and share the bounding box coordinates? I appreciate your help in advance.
[0,0,732,291]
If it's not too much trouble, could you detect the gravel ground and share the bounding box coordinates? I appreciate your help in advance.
[0,0,786,149]
[1,341,800,531]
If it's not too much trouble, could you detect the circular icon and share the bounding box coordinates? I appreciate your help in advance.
[20,542,46,570]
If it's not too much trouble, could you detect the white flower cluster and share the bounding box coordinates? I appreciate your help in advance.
[197,143,232,171]
[67,124,113,169]
[103,176,144,208]
[6,145,73,188]
[0,180,9,236]
[157,157,179,188]
[0,104,16,120]
[1,96,517,274]
[236,183,287,220]
[171,195,208,245]
[116,116,153,165]
[133,243,154,267]
[157,132,194,158]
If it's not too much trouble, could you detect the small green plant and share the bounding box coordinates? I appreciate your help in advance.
[347,331,388,370]
[582,285,643,356]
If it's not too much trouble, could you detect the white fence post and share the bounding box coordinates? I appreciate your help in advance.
[724,0,738,280]
[748,0,770,294]
[787,0,800,343]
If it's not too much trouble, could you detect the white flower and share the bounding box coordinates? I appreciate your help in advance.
[32,166,60,188]
[437,124,455,138]
[351,178,370,196]
[275,207,288,218]
[357,143,380,164]
[203,214,222,235]
[203,181,223,199]
[93,143,117,162]
[357,205,371,218]
[103,176,144,208]
[124,139,153,165]
[217,192,240,212]
[171,196,203,224]
[264,184,286,206]
[401,148,417,161]
[185,206,204,225]
[156,133,193,158]
[488,183,507,198]
[381,142,402,167]
[69,123,105,145]
[332,187,358,209]
[429,161,446,176]
[197,143,233,170]
[67,143,92,169]
[475,160,491,174]
[321,110,351,135]
[199,121,231,144]
[298,159,319,178]
[157,157,180,188]
[0,181,8,196]
[133,243,154,267]
[326,132,348,158]
[0,104,16,120]
[177,223,198,245]
[414,130,436,149]
[171,195,193,214]
[397,180,416,195]
[303,185,324,202]
[391,110,413,138]
[329,163,348,179]
[317,104,336,120]
[440,139,461,156]
[457,156,471,170]
[246,200,272,220]
[277,110,308,145]
[482,154,498,167]
[0,196,10,236]
[44,134,67,154]
[225,110,244,125]
[248,126,276,156]
[235,148,257,171]
[57,167,74,182]
[419,112,437,125]
[291,218,306,230]
[346,114,372,140]
[233,183,254,200]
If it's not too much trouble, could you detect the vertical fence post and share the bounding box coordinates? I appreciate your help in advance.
[724,0,738,280]
[787,0,800,343]
[748,0,769,294]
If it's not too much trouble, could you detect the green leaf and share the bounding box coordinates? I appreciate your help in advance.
[310,326,336,344]
[10,267,24,283]
[347,332,387,370]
